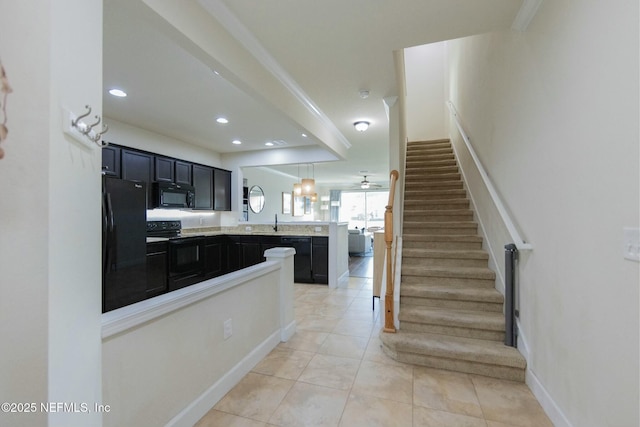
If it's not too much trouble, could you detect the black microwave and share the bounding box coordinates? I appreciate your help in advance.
[152,182,195,209]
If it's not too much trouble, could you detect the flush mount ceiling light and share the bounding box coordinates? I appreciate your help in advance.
[109,88,127,97]
[216,117,229,124]
[354,121,370,132]
[232,139,242,145]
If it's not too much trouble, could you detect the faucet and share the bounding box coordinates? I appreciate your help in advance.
[273,213,278,232]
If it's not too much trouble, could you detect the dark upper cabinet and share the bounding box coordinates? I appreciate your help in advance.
[175,160,192,185]
[192,164,213,210]
[101,145,121,177]
[214,168,232,211]
[155,156,174,183]
[121,148,153,208]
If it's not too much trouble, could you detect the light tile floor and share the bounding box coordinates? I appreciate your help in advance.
[196,277,554,427]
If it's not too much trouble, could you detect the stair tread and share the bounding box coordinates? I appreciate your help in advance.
[402,248,489,259]
[401,284,503,302]
[401,265,496,280]
[380,331,526,369]
[400,305,504,328]
[403,234,483,242]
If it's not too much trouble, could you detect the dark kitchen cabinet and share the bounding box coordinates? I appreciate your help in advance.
[101,145,121,177]
[122,148,153,207]
[154,156,174,183]
[192,164,214,210]
[203,236,226,279]
[312,237,329,284]
[175,160,192,185]
[227,235,262,270]
[281,236,312,283]
[214,168,232,211]
[146,241,168,298]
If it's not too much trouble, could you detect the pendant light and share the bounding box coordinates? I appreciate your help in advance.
[301,164,315,196]
[293,164,302,196]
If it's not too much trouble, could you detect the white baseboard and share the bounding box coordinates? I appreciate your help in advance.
[526,368,573,427]
[519,326,573,427]
[281,320,296,342]
[165,329,281,427]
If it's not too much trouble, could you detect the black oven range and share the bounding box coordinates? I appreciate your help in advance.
[147,220,205,291]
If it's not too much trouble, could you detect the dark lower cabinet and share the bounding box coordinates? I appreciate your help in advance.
[146,241,168,298]
[312,237,329,284]
[203,236,226,279]
[280,237,312,283]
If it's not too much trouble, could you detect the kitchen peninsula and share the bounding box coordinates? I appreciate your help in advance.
[182,221,349,288]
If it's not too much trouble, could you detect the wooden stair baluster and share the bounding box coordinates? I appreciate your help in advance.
[383,170,400,333]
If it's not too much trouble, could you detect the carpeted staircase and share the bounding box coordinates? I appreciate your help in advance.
[380,139,526,382]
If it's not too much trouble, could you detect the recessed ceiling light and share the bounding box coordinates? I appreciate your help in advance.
[232,139,242,145]
[301,133,308,138]
[265,142,274,147]
[109,88,127,97]
[216,117,229,124]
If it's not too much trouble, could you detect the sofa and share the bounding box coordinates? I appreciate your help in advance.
[348,230,372,255]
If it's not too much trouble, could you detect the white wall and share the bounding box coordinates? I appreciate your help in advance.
[446,1,639,426]
[102,268,282,427]
[404,43,448,142]
[0,1,104,426]
[105,118,221,168]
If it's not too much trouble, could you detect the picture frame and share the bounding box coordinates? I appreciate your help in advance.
[282,192,292,214]
[293,195,305,217]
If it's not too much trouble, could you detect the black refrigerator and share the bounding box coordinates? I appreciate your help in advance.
[102,176,147,312]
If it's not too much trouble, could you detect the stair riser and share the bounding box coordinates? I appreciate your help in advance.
[406,168,459,176]
[405,191,467,200]
[404,172,461,184]
[406,160,457,168]
[404,202,470,211]
[402,257,488,268]
[386,350,525,382]
[406,182,463,190]
[407,147,453,155]
[404,213,474,222]
[406,155,455,163]
[401,275,496,288]
[399,321,504,341]
[403,227,477,235]
[400,297,503,313]
[402,240,483,250]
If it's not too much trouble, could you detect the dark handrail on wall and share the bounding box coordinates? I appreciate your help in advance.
[504,244,518,347]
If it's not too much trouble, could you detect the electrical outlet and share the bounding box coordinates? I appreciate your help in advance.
[315,227,322,232]
[623,227,640,262]
[223,318,232,340]
[245,226,252,232]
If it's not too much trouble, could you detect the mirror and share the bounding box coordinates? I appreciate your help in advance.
[249,185,265,213]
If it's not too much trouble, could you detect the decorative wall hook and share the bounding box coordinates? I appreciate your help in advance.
[72,105,91,128]
[64,104,109,148]
[85,115,101,134]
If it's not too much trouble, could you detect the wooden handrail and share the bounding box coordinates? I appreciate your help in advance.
[384,170,400,333]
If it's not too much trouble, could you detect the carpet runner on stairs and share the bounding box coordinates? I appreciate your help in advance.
[380,139,526,382]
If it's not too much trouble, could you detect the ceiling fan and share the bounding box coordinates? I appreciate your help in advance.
[358,175,382,190]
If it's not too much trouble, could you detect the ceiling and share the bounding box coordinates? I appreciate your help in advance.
[103,0,523,190]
